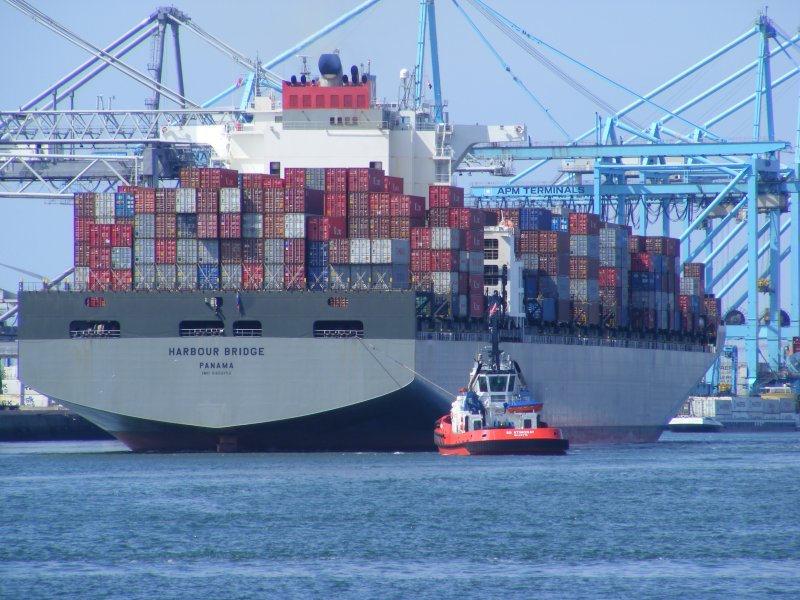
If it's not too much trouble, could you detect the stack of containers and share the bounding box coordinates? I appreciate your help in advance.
[347,167,384,289]
[428,185,467,318]
[111,190,134,291]
[219,186,242,290]
[598,223,630,328]
[568,213,601,326]
[263,175,285,290]
[154,189,177,290]
[73,192,94,290]
[628,235,655,330]
[240,175,264,290]
[326,167,350,290]
[534,228,570,323]
[464,206,486,319]
[644,236,680,331]
[176,187,198,290]
[132,187,156,290]
[283,168,325,290]
[680,262,705,333]
[702,294,721,335]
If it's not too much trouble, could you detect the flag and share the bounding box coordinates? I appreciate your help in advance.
[489,302,499,318]
[236,292,242,314]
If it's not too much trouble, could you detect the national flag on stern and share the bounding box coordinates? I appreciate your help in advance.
[236,291,242,314]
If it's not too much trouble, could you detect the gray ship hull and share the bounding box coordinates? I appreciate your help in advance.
[18,290,718,450]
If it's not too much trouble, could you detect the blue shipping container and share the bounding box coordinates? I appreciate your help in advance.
[177,214,197,238]
[551,216,569,232]
[114,193,135,219]
[307,241,329,268]
[306,265,329,290]
[519,207,552,231]
[197,264,220,290]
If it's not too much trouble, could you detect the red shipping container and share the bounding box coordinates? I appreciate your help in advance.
[683,262,705,280]
[196,167,238,189]
[325,192,348,217]
[284,263,306,289]
[329,239,350,263]
[792,337,800,354]
[111,224,133,247]
[264,188,285,213]
[242,263,264,290]
[347,167,385,192]
[242,238,264,263]
[196,189,219,214]
[261,175,285,190]
[370,217,391,239]
[389,217,423,239]
[155,239,177,264]
[631,252,653,272]
[411,227,431,249]
[111,269,132,291]
[469,292,485,318]
[411,271,433,291]
[263,212,285,238]
[220,240,242,263]
[240,173,263,188]
[155,189,177,214]
[325,168,348,193]
[133,188,156,213]
[517,231,536,254]
[155,213,176,239]
[74,192,95,218]
[220,213,242,239]
[465,230,483,252]
[284,239,306,264]
[197,213,218,238]
[89,224,112,248]
[428,207,450,228]
[448,207,473,230]
[628,235,646,253]
[179,167,200,189]
[411,249,432,272]
[384,175,404,194]
[306,216,326,242]
[325,216,348,240]
[599,266,625,287]
[431,249,459,272]
[429,185,464,208]
[568,212,601,235]
[89,268,112,291]
[74,217,93,243]
[89,247,111,270]
[348,192,370,217]
[348,217,370,238]
[468,208,485,230]
[74,241,90,267]
[369,192,391,216]
[534,230,569,254]
[242,188,265,213]
[285,188,324,214]
[390,194,426,218]
[468,273,484,294]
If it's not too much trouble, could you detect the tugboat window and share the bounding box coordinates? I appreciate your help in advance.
[313,320,364,338]
[478,376,488,392]
[488,376,507,392]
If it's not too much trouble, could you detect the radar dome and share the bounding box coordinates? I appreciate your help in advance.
[399,68,410,80]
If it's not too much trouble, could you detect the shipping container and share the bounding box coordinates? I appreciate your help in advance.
[155,213,176,239]
[176,239,198,264]
[347,216,370,238]
[196,188,219,214]
[349,238,371,264]
[429,185,464,208]
[307,265,329,290]
[197,239,220,264]
[264,264,284,290]
[110,247,132,270]
[348,167,385,192]
[242,213,263,238]
[133,238,155,265]
[242,263,264,290]
[241,188,264,213]
[175,187,197,213]
[134,264,156,290]
[430,227,461,250]
[155,264,176,290]
[285,188,324,214]
[284,264,306,290]
[569,234,600,257]
[220,263,242,290]
[176,213,197,239]
[325,191,348,217]
[155,189,177,214]
[220,239,242,263]
[519,207,552,231]
[329,264,351,290]
[284,238,306,264]
[568,212,601,235]
[328,239,350,264]
[196,213,218,239]
[263,212,285,238]
[263,239,284,264]
[219,213,242,239]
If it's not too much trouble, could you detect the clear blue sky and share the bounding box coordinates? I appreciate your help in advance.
[1,0,798,296]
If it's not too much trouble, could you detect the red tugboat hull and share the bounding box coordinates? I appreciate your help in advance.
[434,416,568,456]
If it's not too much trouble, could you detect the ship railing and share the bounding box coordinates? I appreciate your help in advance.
[179,327,224,337]
[69,329,121,339]
[233,328,262,337]
[313,328,364,339]
[416,330,710,353]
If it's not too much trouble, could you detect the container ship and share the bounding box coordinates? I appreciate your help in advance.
[17,55,721,451]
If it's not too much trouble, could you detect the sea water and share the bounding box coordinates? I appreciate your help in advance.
[1,433,799,599]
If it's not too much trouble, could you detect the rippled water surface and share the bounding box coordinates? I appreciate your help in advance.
[1,432,799,599]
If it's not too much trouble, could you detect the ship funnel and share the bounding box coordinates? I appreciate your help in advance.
[318,53,343,87]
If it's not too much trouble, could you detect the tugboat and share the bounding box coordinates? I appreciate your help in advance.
[434,274,568,456]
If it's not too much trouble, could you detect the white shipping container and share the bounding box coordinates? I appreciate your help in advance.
[519,253,538,270]
[432,271,459,295]
[430,227,460,250]
[370,239,392,264]
[134,265,156,290]
[134,214,155,238]
[176,239,198,264]
[264,239,284,264]
[242,213,263,239]
[349,238,371,264]
[176,267,197,290]
[73,267,90,291]
[221,263,242,290]
[94,192,115,218]
[176,187,197,213]
[155,264,176,290]
[569,278,599,302]
[134,238,155,265]
[219,187,241,213]
[110,247,132,270]
[284,213,306,238]
[94,216,116,225]
[264,264,284,290]
[197,239,220,263]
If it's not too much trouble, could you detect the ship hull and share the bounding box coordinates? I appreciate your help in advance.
[18,291,719,450]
